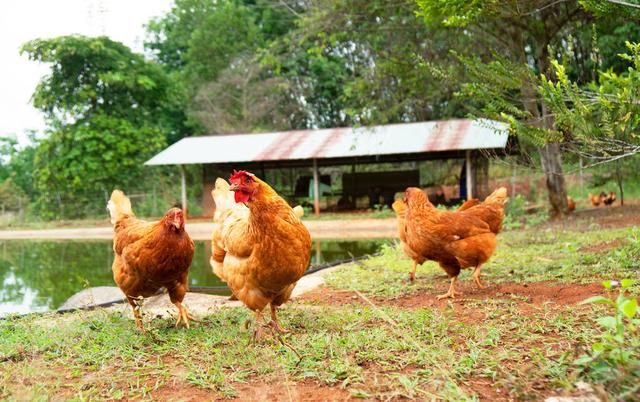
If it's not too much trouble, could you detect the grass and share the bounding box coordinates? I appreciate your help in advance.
[1,214,639,400]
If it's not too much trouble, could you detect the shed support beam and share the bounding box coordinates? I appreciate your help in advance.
[465,150,473,200]
[313,159,320,215]
[180,165,187,217]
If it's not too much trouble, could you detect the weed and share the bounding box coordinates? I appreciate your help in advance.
[575,279,640,398]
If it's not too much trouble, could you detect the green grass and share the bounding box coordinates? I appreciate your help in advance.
[0,298,610,400]
[327,226,639,298]
[1,219,639,400]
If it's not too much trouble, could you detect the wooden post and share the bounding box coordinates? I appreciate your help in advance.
[313,159,320,215]
[465,150,473,200]
[180,165,187,217]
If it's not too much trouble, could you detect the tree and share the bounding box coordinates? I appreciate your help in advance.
[146,0,302,133]
[415,0,595,216]
[21,36,169,218]
[271,0,469,127]
[540,42,640,205]
[417,0,633,216]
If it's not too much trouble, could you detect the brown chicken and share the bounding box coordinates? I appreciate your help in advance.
[108,190,195,329]
[210,171,312,339]
[588,192,606,207]
[567,196,576,212]
[603,191,616,206]
[392,196,484,282]
[403,187,508,299]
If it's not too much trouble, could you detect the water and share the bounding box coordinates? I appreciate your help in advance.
[0,238,388,315]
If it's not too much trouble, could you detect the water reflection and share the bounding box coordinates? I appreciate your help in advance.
[0,238,387,315]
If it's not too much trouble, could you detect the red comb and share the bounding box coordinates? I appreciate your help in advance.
[229,170,254,182]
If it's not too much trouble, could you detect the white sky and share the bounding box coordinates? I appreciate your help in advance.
[0,0,173,145]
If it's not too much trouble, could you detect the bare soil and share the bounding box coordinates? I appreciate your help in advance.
[224,380,355,402]
[297,281,605,310]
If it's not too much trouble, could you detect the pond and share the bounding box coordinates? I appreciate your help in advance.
[0,238,389,316]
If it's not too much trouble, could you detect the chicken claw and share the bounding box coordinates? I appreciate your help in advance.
[473,265,485,289]
[436,276,458,300]
[408,261,417,282]
[268,304,289,334]
[174,302,197,329]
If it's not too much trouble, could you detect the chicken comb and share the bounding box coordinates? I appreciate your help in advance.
[229,170,255,183]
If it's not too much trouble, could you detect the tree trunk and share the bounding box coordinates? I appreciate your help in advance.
[539,142,568,217]
[616,160,624,206]
[527,34,569,217]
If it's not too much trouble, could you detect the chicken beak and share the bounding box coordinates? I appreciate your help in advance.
[173,218,182,229]
[229,183,240,192]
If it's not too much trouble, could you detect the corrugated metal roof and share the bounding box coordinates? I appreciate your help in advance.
[145,119,509,165]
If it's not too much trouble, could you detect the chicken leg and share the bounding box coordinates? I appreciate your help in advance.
[473,265,485,289]
[436,276,458,299]
[268,304,289,334]
[127,295,145,331]
[251,309,266,343]
[132,306,144,331]
[408,261,417,282]
[174,301,196,329]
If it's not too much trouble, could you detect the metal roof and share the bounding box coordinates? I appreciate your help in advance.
[145,119,509,166]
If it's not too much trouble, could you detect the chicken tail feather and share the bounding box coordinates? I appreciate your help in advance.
[292,205,304,218]
[107,190,133,225]
[484,187,508,205]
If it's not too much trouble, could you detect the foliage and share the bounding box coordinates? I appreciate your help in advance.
[278,0,469,126]
[540,42,640,163]
[21,36,170,128]
[32,114,165,219]
[145,0,301,133]
[20,36,173,218]
[540,42,640,204]
[577,279,640,398]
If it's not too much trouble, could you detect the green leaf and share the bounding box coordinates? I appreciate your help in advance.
[580,296,614,305]
[620,279,634,288]
[620,299,638,318]
[573,355,593,366]
[596,316,617,329]
[602,280,613,289]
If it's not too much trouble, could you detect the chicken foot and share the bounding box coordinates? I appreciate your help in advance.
[408,261,417,282]
[268,304,289,334]
[128,295,145,331]
[473,265,485,289]
[249,310,266,344]
[133,307,144,331]
[436,276,458,299]
[174,301,197,329]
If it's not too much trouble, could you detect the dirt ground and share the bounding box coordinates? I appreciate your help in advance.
[5,203,638,401]
[222,204,639,401]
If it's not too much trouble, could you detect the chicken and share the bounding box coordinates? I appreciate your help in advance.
[603,191,616,206]
[210,171,312,339]
[108,190,195,330]
[392,199,424,282]
[567,196,576,212]
[392,196,484,282]
[403,187,508,299]
[588,192,606,207]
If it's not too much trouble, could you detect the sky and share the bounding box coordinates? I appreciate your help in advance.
[0,0,173,145]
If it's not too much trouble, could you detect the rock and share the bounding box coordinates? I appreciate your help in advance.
[545,382,603,402]
[59,286,126,311]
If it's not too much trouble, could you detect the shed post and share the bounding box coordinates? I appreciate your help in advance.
[465,150,473,200]
[180,165,187,217]
[313,158,320,215]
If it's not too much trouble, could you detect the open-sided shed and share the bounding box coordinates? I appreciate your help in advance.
[145,119,510,215]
